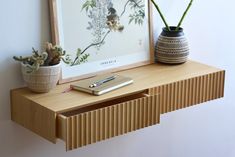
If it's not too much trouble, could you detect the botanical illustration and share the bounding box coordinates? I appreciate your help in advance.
[65,0,146,66]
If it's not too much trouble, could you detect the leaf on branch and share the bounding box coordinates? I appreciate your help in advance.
[79,53,90,63]
[128,10,144,25]
[81,0,96,12]
[76,48,82,57]
[129,17,134,24]
[127,0,145,25]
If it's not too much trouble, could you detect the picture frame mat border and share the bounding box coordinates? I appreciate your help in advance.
[49,0,154,84]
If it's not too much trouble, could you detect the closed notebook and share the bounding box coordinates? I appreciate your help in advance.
[70,74,133,95]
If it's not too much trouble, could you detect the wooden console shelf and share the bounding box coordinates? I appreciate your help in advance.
[11,60,225,151]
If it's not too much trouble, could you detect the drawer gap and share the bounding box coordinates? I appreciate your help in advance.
[61,91,149,117]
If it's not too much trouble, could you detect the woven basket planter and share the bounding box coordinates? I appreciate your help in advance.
[155,27,189,64]
[21,63,61,93]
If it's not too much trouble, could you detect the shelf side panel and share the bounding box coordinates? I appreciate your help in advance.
[11,90,57,143]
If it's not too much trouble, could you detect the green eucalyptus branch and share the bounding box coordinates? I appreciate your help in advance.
[150,0,170,31]
[176,0,193,31]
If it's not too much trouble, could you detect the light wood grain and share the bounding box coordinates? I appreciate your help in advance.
[11,90,57,143]
[49,0,59,45]
[11,60,225,151]
[148,1,154,63]
[57,94,160,151]
[148,71,225,114]
[11,61,224,113]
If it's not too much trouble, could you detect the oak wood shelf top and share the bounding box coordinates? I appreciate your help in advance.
[11,60,223,113]
[11,60,225,150]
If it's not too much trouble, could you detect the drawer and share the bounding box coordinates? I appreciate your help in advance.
[148,71,225,114]
[57,92,160,151]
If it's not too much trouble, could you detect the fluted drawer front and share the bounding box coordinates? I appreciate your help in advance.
[58,94,160,151]
[148,71,225,114]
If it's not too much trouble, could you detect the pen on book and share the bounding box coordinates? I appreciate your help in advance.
[89,75,116,88]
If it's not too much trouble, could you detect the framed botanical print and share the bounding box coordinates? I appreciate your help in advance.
[49,0,154,83]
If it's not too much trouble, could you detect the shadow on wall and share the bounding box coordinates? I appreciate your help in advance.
[0,119,152,157]
[0,0,51,121]
[0,58,24,121]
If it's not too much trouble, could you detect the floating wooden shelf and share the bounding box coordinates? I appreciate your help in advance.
[11,60,225,151]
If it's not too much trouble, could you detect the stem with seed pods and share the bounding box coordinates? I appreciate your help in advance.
[150,0,171,31]
[176,0,193,31]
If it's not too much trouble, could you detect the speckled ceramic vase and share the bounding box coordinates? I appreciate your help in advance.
[155,27,189,64]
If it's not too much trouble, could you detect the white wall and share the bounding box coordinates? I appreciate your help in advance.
[0,0,234,157]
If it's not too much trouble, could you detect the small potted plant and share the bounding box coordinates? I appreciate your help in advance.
[151,0,193,64]
[13,42,70,93]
